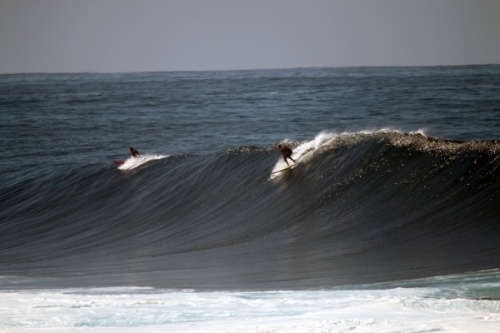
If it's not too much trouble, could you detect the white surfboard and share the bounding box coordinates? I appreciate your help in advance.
[271,162,297,174]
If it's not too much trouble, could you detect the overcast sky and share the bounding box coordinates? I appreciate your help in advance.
[1,0,499,73]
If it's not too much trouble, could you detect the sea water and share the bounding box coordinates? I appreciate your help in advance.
[2,271,500,332]
[1,65,499,332]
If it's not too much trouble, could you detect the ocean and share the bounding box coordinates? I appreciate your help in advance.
[1,65,499,332]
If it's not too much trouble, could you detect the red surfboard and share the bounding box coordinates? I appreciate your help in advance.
[113,160,125,165]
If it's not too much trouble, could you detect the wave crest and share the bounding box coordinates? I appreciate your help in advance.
[1,130,499,289]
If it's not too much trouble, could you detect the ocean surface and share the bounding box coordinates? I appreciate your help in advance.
[1,65,500,332]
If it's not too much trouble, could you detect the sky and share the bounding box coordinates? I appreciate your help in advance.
[1,0,499,74]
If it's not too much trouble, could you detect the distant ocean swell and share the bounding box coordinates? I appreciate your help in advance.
[1,130,499,289]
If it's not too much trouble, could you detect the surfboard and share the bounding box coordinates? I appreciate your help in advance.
[271,163,297,174]
[113,160,125,165]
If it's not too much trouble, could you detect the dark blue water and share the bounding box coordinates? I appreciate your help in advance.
[1,65,499,290]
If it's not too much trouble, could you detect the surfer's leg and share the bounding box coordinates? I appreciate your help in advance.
[283,155,289,165]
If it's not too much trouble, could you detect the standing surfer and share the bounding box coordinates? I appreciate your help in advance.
[276,144,296,166]
[129,147,140,157]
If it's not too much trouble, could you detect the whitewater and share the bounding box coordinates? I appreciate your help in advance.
[2,271,500,333]
[1,65,499,332]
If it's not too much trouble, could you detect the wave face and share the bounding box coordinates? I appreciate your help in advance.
[1,131,499,289]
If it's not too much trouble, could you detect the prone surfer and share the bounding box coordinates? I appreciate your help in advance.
[129,147,140,158]
[276,144,296,166]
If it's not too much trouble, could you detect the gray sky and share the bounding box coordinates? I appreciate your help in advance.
[1,0,499,73]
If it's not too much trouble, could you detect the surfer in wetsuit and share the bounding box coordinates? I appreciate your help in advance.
[129,147,140,158]
[276,144,296,166]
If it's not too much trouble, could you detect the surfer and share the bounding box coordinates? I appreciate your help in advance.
[276,144,296,166]
[129,147,140,158]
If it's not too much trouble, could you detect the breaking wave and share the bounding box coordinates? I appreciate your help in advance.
[1,130,499,289]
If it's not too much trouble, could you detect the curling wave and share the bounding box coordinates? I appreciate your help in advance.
[1,130,499,289]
